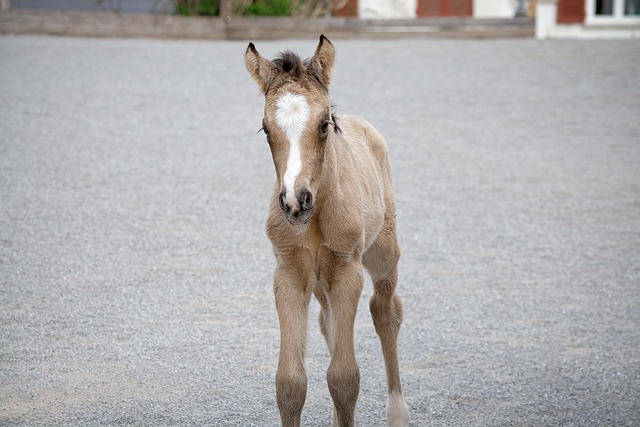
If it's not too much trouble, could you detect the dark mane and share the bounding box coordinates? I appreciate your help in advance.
[331,103,341,134]
[272,50,305,77]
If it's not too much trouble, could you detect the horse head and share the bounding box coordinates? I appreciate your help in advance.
[245,35,337,226]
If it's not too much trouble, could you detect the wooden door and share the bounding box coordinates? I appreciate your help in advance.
[557,0,585,22]
[417,0,472,17]
[332,0,358,17]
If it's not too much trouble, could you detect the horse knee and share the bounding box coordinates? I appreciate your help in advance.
[276,367,307,423]
[370,292,403,334]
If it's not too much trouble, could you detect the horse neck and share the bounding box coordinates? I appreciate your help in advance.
[315,132,344,208]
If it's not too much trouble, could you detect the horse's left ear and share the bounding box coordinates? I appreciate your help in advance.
[308,34,335,89]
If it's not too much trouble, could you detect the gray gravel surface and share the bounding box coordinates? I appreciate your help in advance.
[1,35,639,426]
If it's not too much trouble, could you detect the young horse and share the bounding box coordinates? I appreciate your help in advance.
[245,35,409,427]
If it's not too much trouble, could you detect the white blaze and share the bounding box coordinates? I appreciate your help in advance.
[275,92,310,203]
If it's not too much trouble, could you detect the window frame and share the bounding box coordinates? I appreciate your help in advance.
[586,0,640,24]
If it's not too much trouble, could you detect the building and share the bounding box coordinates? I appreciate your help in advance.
[7,0,174,14]
[6,0,527,18]
[333,0,526,19]
[536,0,640,38]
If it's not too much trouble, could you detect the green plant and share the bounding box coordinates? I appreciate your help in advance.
[243,0,293,16]
[176,0,219,16]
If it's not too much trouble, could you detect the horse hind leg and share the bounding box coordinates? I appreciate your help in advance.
[370,274,409,427]
[314,282,334,356]
[364,238,409,426]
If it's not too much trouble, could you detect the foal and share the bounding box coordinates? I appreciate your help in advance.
[245,35,409,427]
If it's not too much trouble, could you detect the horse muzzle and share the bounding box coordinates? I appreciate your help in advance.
[279,189,315,225]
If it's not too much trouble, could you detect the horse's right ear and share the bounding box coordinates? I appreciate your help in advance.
[245,42,278,95]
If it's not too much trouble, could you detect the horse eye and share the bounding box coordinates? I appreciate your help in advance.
[320,121,330,135]
[260,119,270,134]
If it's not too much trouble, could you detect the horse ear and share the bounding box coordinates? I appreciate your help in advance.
[245,42,278,95]
[307,34,335,89]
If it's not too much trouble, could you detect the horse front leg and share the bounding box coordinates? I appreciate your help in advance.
[319,248,364,427]
[273,261,313,427]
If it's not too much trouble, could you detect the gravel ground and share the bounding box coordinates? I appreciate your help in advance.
[1,35,639,426]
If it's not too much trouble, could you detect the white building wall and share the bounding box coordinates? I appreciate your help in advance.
[535,0,557,38]
[474,0,517,18]
[359,0,416,19]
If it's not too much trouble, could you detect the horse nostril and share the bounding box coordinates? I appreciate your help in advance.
[300,190,313,211]
[279,192,289,213]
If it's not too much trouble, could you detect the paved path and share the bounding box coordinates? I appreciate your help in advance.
[1,36,639,426]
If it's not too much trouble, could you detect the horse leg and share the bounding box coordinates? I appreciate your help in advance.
[274,261,313,427]
[313,283,334,356]
[319,249,364,427]
[363,226,409,427]
[313,283,340,423]
[370,271,409,427]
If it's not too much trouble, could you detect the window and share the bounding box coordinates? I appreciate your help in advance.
[625,0,640,15]
[588,0,640,21]
[596,0,613,14]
